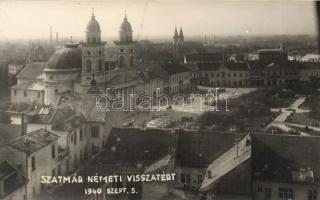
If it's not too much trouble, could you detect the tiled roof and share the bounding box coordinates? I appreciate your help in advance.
[161,63,190,75]
[224,62,249,71]
[185,52,224,63]
[300,62,320,70]
[50,106,86,131]
[106,127,178,163]
[145,154,172,174]
[251,134,320,183]
[197,63,222,71]
[200,135,251,192]
[57,93,106,123]
[197,62,248,71]
[258,48,285,55]
[176,130,243,168]
[9,129,59,154]
[137,63,170,80]
[16,62,46,79]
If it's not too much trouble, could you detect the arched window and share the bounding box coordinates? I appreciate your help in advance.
[86,60,92,72]
[98,59,102,71]
[119,56,124,67]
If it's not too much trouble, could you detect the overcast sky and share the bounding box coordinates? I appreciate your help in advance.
[0,0,317,41]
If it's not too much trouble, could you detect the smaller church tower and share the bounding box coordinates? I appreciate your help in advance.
[81,10,106,85]
[114,13,136,68]
[179,27,184,45]
[173,27,179,47]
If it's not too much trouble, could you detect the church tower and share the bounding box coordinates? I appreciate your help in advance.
[114,13,136,68]
[179,27,184,45]
[173,27,179,48]
[81,10,106,85]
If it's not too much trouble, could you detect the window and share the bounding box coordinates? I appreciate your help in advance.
[120,48,124,53]
[52,145,56,159]
[98,59,102,71]
[208,170,212,178]
[86,60,92,72]
[186,174,191,184]
[23,91,27,97]
[99,50,102,55]
[74,131,77,145]
[80,128,83,141]
[87,51,91,55]
[265,188,271,200]
[37,91,41,98]
[91,126,99,138]
[14,90,16,96]
[49,75,54,80]
[308,190,317,200]
[279,188,293,200]
[31,156,35,171]
[181,173,185,183]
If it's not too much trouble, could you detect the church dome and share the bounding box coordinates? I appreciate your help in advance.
[47,43,82,70]
[86,14,101,33]
[120,16,132,32]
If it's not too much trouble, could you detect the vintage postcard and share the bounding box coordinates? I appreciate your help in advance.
[0,0,319,200]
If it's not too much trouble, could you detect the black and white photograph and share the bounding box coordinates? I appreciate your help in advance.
[0,0,320,199]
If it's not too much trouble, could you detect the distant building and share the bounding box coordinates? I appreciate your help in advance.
[249,61,300,86]
[301,54,320,62]
[161,63,191,94]
[258,45,288,63]
[197,62,250,87]
[299,62,320,81]
[173,26,184,48]
[184,49,224,64]
[251,134,320,200]
[7,62,24,86]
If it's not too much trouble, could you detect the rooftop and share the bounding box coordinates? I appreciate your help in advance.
[10,129,59,154]
[252,134,320,184]
[16,62,46,79]
[161,63,190,75]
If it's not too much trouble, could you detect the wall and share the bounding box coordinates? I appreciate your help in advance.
[11,88,44,104]
[253,180,320,200]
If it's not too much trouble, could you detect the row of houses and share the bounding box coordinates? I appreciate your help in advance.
[0,90,110,200]
[81,127,320,200]
[185,47,320,88]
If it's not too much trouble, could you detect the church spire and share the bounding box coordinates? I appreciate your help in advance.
[179,27,184,39]
[174,26,179,37]
[92,8,95,18]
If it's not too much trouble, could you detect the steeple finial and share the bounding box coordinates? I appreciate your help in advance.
[174,26,178,37]
[125,10,127,18]
[92,8,95,18]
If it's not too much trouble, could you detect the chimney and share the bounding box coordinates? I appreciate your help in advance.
[50,26,53,45]
[56,32,59,45]
[21,113,25,136]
